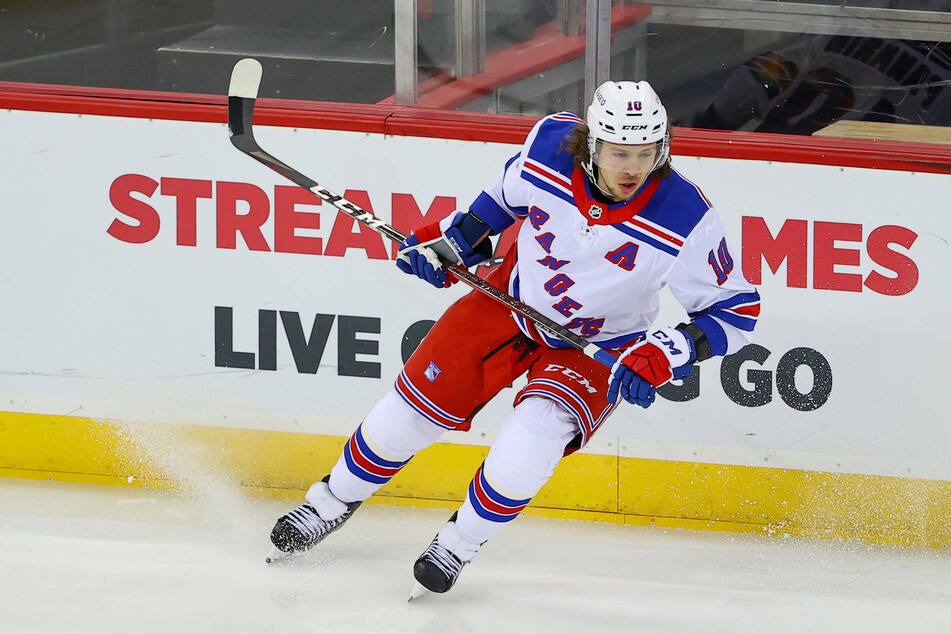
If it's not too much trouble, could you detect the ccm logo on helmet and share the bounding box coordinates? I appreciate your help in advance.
[621,124,649,130]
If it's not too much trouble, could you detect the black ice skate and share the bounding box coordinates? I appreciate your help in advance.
[266,476,361,563]
[408,512,481,600]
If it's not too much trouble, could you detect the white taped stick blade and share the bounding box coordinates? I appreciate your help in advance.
[229,58,263,99]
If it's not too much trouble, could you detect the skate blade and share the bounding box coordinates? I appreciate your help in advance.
[407,582,430,602]
[265,546,293,564]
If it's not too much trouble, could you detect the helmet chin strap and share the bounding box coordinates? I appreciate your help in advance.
[582,161,617,200]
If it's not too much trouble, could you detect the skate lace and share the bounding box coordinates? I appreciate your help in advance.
[421,539,464,580]
[284,504,330,539]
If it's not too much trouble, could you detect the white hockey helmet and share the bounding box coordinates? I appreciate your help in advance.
[584,80,670,179]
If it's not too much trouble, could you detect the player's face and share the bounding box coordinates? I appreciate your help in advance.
[594,141,658,202]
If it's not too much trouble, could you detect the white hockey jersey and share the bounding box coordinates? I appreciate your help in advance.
[469,113,760,358]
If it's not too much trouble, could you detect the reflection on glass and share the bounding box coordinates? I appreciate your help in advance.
[1,1,949,143]
[686,35,951,134]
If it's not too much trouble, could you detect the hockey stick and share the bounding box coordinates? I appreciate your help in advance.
[227,58,617,369]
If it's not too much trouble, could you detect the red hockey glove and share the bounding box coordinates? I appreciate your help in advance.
[613,343,672,388]
[609,327,695,393]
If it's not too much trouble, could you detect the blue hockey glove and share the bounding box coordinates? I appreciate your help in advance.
[606,360,696,407]
[397,246,451,288]
[607,365,656,408]
[396,211,494,289]
[606,327,697,406]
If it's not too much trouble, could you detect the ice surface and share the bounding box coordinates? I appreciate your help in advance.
[1,478,950,634]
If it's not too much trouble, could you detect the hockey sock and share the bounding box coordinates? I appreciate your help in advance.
[327,389,445,503]
[455,397,579,545]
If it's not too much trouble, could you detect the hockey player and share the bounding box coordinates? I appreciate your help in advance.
[266,81,761,597]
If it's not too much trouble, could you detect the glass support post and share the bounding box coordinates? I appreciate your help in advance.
[455,0,486,77]
[395,0,419,105]
[584,0,611,103]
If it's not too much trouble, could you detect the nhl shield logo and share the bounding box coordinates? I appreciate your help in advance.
[588,204,603,219]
